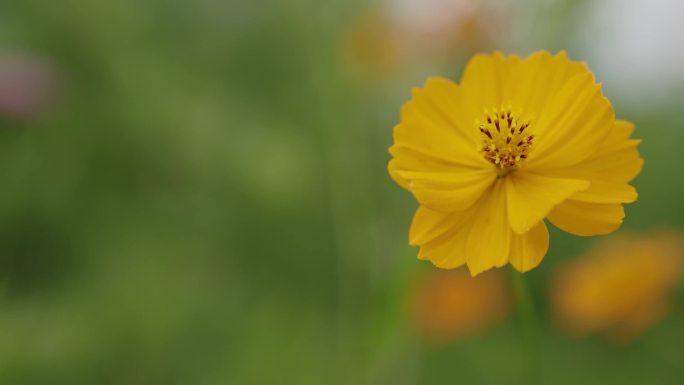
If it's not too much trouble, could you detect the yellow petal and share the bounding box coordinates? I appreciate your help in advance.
[547,200,624,236]
[388,157,412,190]
[466,181,511,276]
[505,172,590,234]
[411,204,479,269]
[527,72,614,170]
[418,222,471,270]
[509,221,549,273]
[613,119,635,137]
[420,77,481,142]
[392,119,480,167]
[400,168,496,211]
[503,51,586,117]
[575,140,643,184]
[389,75,495,190]
[570,181,637,204]
[460,52,522,110]
[532,120,643,185]
[394,78,487,167]
[526,119,641,205]
[388,146,471,189]
[409,205,470,246]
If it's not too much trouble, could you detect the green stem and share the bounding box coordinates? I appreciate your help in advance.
[511,269,540,385]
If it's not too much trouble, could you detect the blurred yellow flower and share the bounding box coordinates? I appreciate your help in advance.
[409,269,509,344]
[342,10,403,80]
[550,232,684,343]
[388,51,643,276]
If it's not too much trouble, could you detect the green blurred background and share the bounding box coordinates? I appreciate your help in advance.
[0,0,683,384]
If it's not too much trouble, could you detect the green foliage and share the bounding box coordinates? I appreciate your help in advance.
[0,0,682,384]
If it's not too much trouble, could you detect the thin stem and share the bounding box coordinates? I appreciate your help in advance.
[511,269,540,385]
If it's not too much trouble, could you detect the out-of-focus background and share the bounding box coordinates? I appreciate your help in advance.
[1,0,683,384]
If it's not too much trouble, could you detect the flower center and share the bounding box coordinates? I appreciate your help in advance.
[478,105,534,175]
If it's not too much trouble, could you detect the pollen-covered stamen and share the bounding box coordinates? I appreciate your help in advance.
[477,105,534,172]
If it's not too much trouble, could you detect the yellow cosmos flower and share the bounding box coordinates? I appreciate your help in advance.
[409,269,509,344]
[388,51,643,276]
[550,232,684,343]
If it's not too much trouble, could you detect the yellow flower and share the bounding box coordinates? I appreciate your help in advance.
[388,51,643,276]
[550,231,684,343]
[409,269,509,345]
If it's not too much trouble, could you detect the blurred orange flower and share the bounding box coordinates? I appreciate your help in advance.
[409,268,510,344]
[342,10,403,80]
[386,0,509,56]
[550,231,684,343]
[342,1,513,80]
